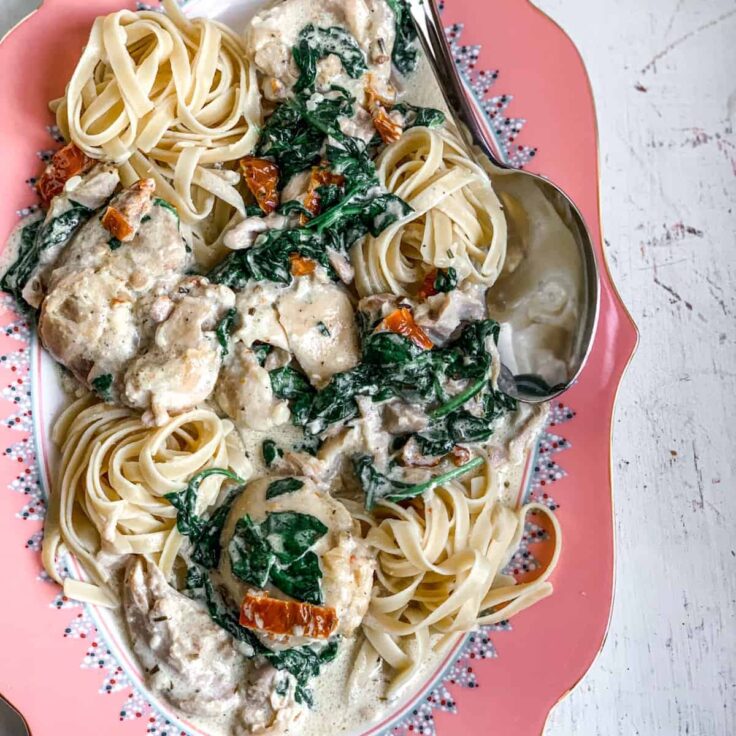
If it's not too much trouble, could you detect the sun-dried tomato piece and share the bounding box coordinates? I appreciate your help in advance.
[301,166,345,224]
[289,253,317,277]
[377,307,434,350]
[418,269,440,300]
[365,74,396,110]
[240,156,280,214]
[365,76,402,145]
[101,207,133,241]
[239,592,338,639]
[372,105,403,145]
[101,179,156,242]
[37,142,93,208]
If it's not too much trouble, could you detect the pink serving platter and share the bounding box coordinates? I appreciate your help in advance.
[0,1,638,735]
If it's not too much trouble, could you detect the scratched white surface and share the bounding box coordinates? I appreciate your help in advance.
[1,1,735,735]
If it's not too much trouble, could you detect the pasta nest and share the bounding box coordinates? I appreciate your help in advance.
[352,126,507,297]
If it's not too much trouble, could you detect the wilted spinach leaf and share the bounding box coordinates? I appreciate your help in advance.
[300,319,513,444]
[257,88,354,181]
[216,308,237,357]
[165,468,244,568]
[42,205,94,252]
[353,454,483,509]
[278,200,314,218]
[228,516,273,588]
[292,138,412,249]
[305,364,378,435]
[266,477,304,499]
[306,188,411,245]
[1,205,92,309]
[228,511,328,605]
[189,489,242,569]
[386,0,419,74]
[293,25,367,93]
[414,410,489,456]
[153,197,179,222]
[269,550,323,604]
[266,640,339,706]
[270,366,316,426]
[393,102,446,130]
[0,220,42,307]
[91,373,114,402]
[417,387,517,456]
[209,227,334,290]
[433,267,458,293]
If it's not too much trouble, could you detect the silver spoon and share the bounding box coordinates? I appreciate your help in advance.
[409,0,600,403]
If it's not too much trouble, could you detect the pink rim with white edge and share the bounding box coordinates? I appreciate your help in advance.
[0,1,638,735]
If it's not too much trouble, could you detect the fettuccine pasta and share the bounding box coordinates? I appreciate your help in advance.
[356,456,561,696]
[352,126,507,296]
[42,395,250,606]
[51,0,261,266]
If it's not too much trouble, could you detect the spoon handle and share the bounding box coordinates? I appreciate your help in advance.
[409,0,507,168]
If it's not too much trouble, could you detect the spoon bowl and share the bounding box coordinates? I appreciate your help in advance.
[409,0,600,403]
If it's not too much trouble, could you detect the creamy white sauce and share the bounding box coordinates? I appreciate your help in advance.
[236,420,306,477]
[303,637,441,736]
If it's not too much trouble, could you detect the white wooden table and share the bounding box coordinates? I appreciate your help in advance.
[1,1,734,735]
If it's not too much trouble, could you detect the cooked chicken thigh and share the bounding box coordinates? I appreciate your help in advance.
[21,163,121,309]
[123,558,244,717]
[245,0,396,101]
[219,476,375,647]
[216,345,291,431]
[217,273,360,431]
[38,181,189,397]
[123,559,305,733]
[37,179,239,422]
[124,277,236,424]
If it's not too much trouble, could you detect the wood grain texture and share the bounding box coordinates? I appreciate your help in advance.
[0,1,734,735]
[534,0,736,734]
